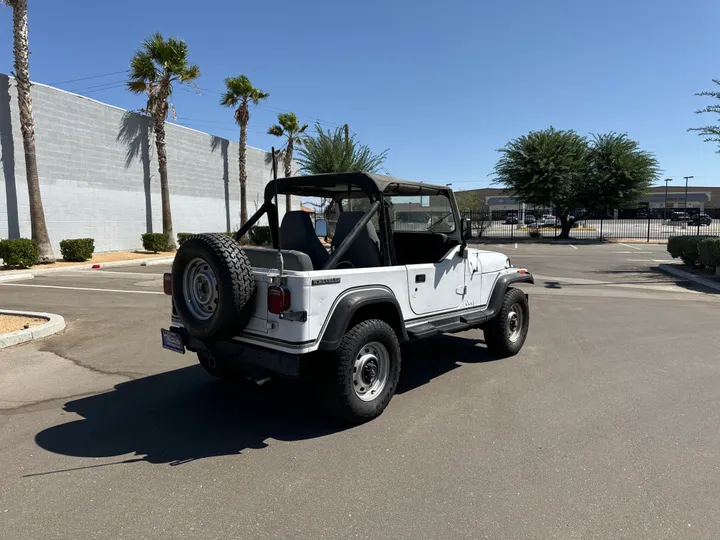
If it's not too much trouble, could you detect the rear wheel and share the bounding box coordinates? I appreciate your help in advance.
[483,288,529,358]
[328,319,401,423]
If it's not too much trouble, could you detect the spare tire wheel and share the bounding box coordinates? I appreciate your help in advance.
[172,233,255,340]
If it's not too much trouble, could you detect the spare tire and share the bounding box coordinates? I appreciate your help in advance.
[172,233,255,340]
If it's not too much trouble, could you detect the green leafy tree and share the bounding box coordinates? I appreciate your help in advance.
[584,132,658,212]
[689,79,720,151]
[495,128,658,238]
[268,112,308,213]
[220,75,268,226]
[127,32,199,250]
[2,0,54,262]
[296,123,388,174]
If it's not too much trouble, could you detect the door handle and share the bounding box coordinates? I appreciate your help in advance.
[415,274,426,283]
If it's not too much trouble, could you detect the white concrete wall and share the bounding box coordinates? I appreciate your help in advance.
[0,74,298,253]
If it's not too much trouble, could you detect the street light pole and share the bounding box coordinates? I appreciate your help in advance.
[683,175,694,214]
[664,178,672,219]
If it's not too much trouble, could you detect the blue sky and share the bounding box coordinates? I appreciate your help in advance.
[2,0,720,189]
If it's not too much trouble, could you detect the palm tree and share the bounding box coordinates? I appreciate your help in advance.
[127,32,199,250]
[2,0,54,262]
[220,75,268,226]
[296,123,388,175]
[268,112,308,212]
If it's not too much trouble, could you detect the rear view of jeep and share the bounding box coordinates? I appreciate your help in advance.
[162,172,533,422]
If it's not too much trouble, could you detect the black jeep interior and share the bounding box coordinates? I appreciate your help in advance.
[392,232,459,265]
[331,211,382,268]
[279,211,329,270]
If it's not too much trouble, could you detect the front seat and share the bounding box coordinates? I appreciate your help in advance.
[331,211,382,268]
[279,211,329,270]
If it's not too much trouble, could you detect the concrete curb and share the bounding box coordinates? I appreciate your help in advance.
[0,310,66,349]
[0,273,34,283]
[658,264,720,293]
[0,256,174,278]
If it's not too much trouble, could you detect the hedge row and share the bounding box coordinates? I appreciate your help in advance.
[60,238,95,262]
[0,238,38,268]
[698,237,720,268]
[667,236,720,268]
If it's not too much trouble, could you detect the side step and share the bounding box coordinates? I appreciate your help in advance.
[406,309,492,341]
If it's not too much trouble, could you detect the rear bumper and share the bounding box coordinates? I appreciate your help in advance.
[168,326,301,377]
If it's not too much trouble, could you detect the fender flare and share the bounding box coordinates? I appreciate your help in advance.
[487,272,534,314]
[318,288,408,351]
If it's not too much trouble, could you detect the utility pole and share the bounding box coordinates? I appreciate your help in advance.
[664,178,672,219]
[683,175,694,214]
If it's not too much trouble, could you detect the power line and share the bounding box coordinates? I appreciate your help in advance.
[49,70,129,86]
[75,83,129,94]
[67,79,128,92]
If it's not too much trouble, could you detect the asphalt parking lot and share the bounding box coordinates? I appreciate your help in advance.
[1,243,719,539]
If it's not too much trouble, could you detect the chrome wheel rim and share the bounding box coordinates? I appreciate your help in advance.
[183,258,219,320]
[507,303,524,343]
[352,341,390,402]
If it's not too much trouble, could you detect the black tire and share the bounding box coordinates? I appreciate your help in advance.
[483,288,529,358]
[172,233,254,340]
[328,319,401,423]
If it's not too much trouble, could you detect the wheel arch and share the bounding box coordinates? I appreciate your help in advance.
[318,288,408,351]
[487,272,534,314]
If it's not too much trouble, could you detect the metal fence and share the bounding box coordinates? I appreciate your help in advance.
[461,207,720,242]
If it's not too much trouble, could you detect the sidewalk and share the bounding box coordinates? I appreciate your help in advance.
[658,263,720,293]
[0,251,174,279]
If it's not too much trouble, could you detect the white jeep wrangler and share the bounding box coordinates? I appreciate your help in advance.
[161,173,533,423]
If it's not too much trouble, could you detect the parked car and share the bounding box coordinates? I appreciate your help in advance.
[161,173,533,423]
[524,215,536,224]
[536,215,560,228]
[669,211,691,223]
[690,213,713,226]
[505,215,519,224]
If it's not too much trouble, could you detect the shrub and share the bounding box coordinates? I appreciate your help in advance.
[141,233,170,253]
[698,237,720,269]
[667,235,713,267]
[249,226,272,245]
[0,238,38,268]
[177,232,194,246]
[529,230,541,239]
[59,238,95,262]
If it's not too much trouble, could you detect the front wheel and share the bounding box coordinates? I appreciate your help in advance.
[327,319,401,423]
[483,288,529,358]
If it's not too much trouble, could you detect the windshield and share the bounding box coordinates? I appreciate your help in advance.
[386,194,456,233]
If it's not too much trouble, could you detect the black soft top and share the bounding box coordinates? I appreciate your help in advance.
[263,172,449,201]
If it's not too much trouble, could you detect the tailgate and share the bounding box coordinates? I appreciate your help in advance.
[245,270,270,333]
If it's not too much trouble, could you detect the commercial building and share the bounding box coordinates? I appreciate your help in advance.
[457,186,720,215]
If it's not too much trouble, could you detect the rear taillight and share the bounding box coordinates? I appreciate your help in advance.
[163,273,172,295]
[268,286,291,314]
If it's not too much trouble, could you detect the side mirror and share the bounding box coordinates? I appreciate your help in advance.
[315,218,328,238]
[462,218,472,242]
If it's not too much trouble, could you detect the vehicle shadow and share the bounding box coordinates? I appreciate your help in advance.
[33,365,345,467]
[397,333,498,393]
[33,334,496,467]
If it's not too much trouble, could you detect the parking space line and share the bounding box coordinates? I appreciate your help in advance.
[0,283,165,295]
[620,243,644,250]
[569,244,578,249]
[71,270,165,278]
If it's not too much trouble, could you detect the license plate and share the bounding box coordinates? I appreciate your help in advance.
[161,328,185,354]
